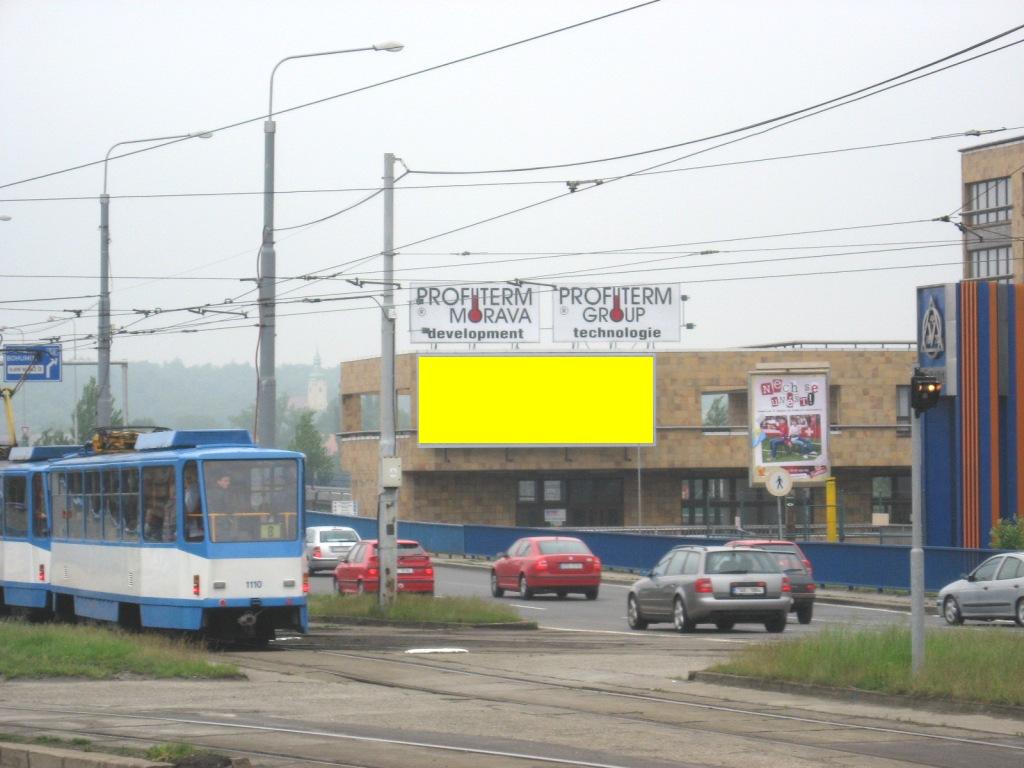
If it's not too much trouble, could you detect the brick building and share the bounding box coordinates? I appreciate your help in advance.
[340,346,914,532]
[960,134,1023,283]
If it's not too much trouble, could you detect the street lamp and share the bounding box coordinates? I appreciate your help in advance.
[97,131,212,429]
[257,41,402,448]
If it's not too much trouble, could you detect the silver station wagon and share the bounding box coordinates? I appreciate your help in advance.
[304,525,361,574]
[627,545,793,633]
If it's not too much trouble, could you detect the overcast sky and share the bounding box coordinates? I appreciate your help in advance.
[2,1,1023,371]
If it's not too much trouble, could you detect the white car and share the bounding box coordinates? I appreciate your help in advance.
[937,552,1024,626]
[304,525,361,574]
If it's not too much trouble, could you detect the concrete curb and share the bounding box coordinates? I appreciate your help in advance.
[0,742,172,768]
[687,671,1024,721]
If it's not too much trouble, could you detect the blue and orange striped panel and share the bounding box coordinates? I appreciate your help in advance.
[958,282,1024,548]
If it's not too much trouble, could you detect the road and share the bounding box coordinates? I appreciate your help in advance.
[310,562,924,636]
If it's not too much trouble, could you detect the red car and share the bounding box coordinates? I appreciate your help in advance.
[725,539,815,624]
[491,536,602,600]
[333,539,434,596]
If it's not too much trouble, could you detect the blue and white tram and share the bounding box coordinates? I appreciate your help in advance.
[1,429,308,643]
[0,445,77,615]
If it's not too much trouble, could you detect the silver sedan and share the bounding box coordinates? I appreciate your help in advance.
[627,545,792,633]
[937,552,1024,626]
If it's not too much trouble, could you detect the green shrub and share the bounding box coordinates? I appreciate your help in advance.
[990,517,1024,550]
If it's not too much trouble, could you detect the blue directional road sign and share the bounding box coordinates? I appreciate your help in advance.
[3,344,62,383]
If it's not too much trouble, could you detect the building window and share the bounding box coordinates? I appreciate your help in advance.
[829,385,840,433]
[360,393,412,431]
[701,390,747,433]
[896,385,910,436]
[965,177,1011,225]
[543,480,564,502]
[517,480,536,502]
[968,246,1012,281]
[872,474,911,525]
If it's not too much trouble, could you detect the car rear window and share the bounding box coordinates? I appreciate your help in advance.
[706,550,780,574]
[772,552,807,573]
[398,542,426,555]
[321,529,358,542]
[762,544,801,557]
[538,539,591,555]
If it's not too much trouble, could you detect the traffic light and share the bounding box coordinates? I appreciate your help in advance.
[911,370,942,415]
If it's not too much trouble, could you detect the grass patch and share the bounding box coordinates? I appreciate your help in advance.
[0,621,242,680]
[308,593,533,627]
[0,734,228,767]
[711,625,1024,706]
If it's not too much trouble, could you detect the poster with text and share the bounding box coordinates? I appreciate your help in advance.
[749,371,830,485]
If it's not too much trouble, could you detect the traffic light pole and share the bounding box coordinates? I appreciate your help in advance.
[910,407,925,674]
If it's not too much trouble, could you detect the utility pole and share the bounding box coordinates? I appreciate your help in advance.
[377,153,399,608]
[909,368,940,674]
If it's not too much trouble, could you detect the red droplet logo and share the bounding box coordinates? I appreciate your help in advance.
[609,292,624,322]
[468,291,483,323]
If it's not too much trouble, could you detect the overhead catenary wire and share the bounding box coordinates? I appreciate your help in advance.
[0,1,664,192]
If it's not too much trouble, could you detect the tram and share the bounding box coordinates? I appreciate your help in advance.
[0,429,308,643]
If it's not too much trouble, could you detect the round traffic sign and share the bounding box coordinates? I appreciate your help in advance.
[765,468,793,497]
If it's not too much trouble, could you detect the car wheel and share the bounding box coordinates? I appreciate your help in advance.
[796,603,814,625]
[627,594,648,630]
[673,596,696,633]
[519,575,533,600]
[764,613,787,633]
[943,596,964,625]
[490,571,504,598]
[556,590,568,599]
[585,588,599,601]
[714,619,735,632]
[334,577,344,595]
[1016,599,1024,628]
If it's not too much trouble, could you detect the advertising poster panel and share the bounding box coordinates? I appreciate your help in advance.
[409,282,540,343]
[418,354,655,446]
[552,284,680,343]
[749,369,830,485]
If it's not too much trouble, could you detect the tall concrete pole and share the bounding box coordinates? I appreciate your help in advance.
[377,152,398,608]
[97,192,112,429]
[257,113,277,447]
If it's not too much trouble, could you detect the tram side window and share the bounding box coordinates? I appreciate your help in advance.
[50,473,68,538]
[32,474,47,537]
[121,469,140,541]
[103,468,121,541]
[67,472,85,538]
[3,476,28,537]
[143,466,176,543]
[183,461,203,542]
[84,470,102,540]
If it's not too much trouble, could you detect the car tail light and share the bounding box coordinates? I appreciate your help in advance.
[367,567,378,577]
[313,546,322,558]
[695,577,713,593]
[302,573,310,594]
[806,582,816,592]
[425,567,434,576]
[193,574,201,596]
[782,576,792,593]
[535,559,549,571]
[38,564,45,582]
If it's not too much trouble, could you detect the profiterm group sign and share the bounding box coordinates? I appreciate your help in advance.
[552,284,680,343]
[410,282,540,343]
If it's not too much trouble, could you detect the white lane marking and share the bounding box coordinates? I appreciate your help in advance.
[828,603,909,615]
[541,626,750,642]
[509,603,546,611]
[406,648,469,654]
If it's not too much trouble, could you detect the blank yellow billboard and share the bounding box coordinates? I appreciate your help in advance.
[417,355,655,446]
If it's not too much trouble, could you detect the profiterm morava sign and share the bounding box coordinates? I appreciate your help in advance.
[552,284,680,343]
[410,282,540,343]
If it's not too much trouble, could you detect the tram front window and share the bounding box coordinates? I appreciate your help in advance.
[204,460,298,543]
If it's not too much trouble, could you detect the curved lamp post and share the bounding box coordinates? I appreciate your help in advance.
[97,132,212,429]
[256,41,402,448]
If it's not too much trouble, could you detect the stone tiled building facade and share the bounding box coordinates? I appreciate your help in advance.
[340,347,915,532]
[960,135,1023,284]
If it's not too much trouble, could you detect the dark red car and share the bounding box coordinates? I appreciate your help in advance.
[491,536,601,600]
[725,539,815,624]
[333,539,434,596]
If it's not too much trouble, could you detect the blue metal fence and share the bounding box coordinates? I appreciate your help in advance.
[305,512,997,591]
